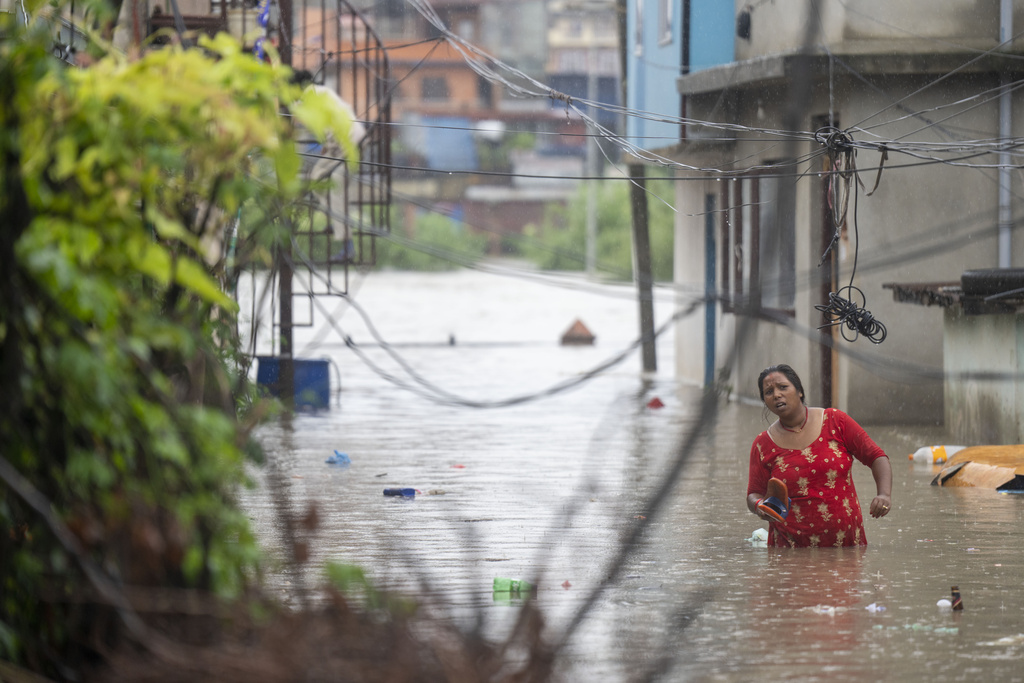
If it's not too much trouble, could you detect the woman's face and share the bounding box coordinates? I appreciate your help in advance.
[761,371,803,418]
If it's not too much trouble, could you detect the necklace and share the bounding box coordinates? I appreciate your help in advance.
[779,405,809,433]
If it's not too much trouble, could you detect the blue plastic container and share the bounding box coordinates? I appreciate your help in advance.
[256,356,330,409]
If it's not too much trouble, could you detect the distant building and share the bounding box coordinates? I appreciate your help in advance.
[353,0,620,254]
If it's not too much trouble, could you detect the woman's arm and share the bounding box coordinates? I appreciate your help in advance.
[747,492,773,520]
[868,456,892,518]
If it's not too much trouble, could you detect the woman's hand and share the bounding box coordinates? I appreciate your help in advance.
[869,457,892,519]
[869,494,892,518]
[747,493,775,522]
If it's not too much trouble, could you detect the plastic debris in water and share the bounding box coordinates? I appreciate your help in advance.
[493,577,533,593]
[748,528,769,545]
[383,488,416,497]
[936,598,952,609]
[865,602,886,613]
[326,450,351,465]
[647,397,665,409]
[908,445,966,464]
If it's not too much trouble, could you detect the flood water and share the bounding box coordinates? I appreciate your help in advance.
[239,266,1024,682]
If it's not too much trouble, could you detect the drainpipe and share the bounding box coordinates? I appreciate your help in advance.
[999,0,1012,268]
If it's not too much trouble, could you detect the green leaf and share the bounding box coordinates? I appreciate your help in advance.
[174,258,237,311]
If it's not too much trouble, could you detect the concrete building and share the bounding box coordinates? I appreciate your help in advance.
[627,0,1024,425]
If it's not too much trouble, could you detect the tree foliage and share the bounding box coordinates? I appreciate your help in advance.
[0,7,356,675]
[376,210,489,271]
[521,173,675,281]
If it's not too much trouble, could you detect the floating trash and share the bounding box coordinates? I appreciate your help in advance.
[936,598,952,609]
[865,602,887,613]
[909,445,965,464]
[493,577,533,593]
[493,577,534,604]
[326,450,351,465]
[647,397,665,409]
[383,488,417,497]
[748,528,769,545]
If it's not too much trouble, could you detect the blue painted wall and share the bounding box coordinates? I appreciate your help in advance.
[626,1,735,151]
[690,0,735,73]
[422,115,478,171]
[626,1,681,151]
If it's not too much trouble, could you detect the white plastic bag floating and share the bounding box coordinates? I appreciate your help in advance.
[747,528,768,546]
[909,445,966,464]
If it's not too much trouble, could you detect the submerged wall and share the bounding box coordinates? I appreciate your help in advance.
[944,307,1024,444]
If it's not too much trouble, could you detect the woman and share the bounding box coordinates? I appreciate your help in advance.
[746,364,892,547]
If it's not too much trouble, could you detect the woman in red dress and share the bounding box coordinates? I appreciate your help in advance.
[746,364,892,547]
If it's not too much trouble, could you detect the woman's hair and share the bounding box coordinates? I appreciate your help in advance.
[757,364,805,404]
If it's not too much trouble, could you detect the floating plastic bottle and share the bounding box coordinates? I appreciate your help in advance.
[951,585,963,610]
[383,488,416,497]
[909,445,966,464]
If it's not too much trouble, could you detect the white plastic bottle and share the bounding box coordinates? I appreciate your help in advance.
[909,445,966,464]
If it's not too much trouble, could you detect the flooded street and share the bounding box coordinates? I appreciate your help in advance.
[240,267,1024,682]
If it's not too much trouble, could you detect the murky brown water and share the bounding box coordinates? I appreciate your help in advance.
[239,268,1024,682]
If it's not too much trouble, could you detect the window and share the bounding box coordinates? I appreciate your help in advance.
[658,0,672,46]
[421,76,449,102]
[634,0,643,56]
[720,164,796,315]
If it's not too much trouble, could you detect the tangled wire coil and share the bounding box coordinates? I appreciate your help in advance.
[815,286,887,344]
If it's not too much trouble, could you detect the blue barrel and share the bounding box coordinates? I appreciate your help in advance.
[256,356,331,409]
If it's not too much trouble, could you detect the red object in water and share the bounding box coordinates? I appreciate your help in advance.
[560,319,595,346]
[562,580,572,590]
[647,397,664,409]
[451,464,466,469]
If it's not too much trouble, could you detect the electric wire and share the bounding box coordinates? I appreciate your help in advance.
[284,237,701,410]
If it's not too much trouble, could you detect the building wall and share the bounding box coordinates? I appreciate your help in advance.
[944,307,1024,444]
[626,0,682,150]
[480,1,548,80]
[671,60,1020,422]
[673,176,710,384]
[734,0,1024,60]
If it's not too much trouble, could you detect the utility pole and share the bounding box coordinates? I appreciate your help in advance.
[277,0,295,406]
[617,0,656,373]
[585,22,598,275]
[630,165,657,373]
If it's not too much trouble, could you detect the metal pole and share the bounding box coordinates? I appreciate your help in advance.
[998,0,1012,268]
[277,0,294,406]
[585,38,598,276]
[630,163,657,373]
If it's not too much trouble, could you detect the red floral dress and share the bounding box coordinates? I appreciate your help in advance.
[747,408,888,548]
